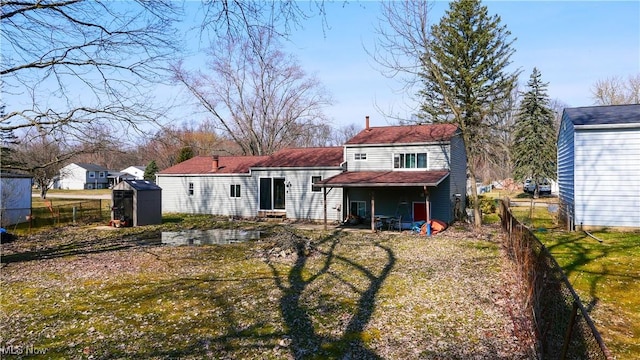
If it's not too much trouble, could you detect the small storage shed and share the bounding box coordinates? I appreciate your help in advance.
[0,172,33,226]
[111,180,162,226]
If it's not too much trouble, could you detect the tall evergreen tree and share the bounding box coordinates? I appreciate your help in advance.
[418,0,519,226]
[144,160,160,182]
[176,147,194,163]
[512,67,557,196]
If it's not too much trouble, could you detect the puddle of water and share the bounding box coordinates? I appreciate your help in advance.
[160,229,262,246]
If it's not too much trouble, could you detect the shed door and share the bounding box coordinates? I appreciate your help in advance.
[113,190,134,221]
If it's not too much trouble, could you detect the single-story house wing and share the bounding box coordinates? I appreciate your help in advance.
[156,147,345,221]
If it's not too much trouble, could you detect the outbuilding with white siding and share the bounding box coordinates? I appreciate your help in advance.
[0,172,33,226]
[557,104,640,229]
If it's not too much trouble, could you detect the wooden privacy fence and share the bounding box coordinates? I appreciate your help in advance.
[499,199,611,360]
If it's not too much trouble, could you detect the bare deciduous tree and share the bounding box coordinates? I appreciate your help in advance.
[330,124,363,146]
[591,74,640,105]
[5,135,73,198]
[1,1,180,144]
[199,1,326,46]
[172,30,332,156]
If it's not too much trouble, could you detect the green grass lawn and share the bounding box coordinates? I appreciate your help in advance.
[509,205,640,359]
[35,189,111,197]
[1,217,534,359]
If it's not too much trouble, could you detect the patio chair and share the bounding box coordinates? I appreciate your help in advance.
[388,216,401,231]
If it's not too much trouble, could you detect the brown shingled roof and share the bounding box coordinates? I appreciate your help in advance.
[346,123,458,145]
[254,147,344,168]
[319,170,449,187]
[158,155,268,175]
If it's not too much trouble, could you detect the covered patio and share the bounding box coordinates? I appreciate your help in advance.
[317,170,452,232]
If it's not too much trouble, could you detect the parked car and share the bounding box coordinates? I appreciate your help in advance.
[524,178,551,195]
[523,179,535,193]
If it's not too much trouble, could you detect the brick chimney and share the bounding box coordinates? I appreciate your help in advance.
[212,155,219,171]
[365,115,370,130]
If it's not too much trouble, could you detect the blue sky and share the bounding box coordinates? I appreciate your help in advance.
[276,1,640,128]
[5,1,637,133]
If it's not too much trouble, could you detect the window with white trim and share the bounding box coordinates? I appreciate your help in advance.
[230,184,241,198]
[393,152,428,169]
[311,176,322,192]
[89,171,95,178]
[354,153,367,160]
[188,182,194,196]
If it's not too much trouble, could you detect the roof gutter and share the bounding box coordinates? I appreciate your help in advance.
[575,123,640,130]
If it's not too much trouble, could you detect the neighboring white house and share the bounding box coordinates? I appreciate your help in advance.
[557,104,640,229]
[121,166,146,180]
[55,163,110,190]
[157,120,467,225]
[108,166,146,187]
[0,172,32,226]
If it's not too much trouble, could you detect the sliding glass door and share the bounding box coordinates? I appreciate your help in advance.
[259,178,286,210]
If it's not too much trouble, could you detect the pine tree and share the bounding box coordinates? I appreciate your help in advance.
[418,0,519,226]
[512,67,557,196]
[144,160,159,182]
[176,146,194,163]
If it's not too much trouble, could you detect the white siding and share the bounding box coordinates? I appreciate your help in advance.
[252,168,344,222]
[121,166,145,180]
[57,164,87,190]
[157,175,257,217]
[0,176,32,226]
[557,116,575,222]
[574,128,640,227]
[157,168,344,222]
[345,144,452,171]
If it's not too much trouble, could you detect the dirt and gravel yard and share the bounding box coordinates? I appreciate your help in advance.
[1,219,535,359]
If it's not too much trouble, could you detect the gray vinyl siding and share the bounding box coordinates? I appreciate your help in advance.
[344,183,452,223]
[0,176,32,226]
[252,168,344,222]
[156,175,257,217]
[158,168,343,222]
[345,143,452,171]
[574,128,640,227]
[343,139,462,224]
[557,116,575,223]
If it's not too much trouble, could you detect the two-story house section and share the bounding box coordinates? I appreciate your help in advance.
[319,120,467,227]
[56,163,110,190]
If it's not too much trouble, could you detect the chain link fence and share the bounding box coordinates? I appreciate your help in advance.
[499,199,611,360]
[5,200,106,230]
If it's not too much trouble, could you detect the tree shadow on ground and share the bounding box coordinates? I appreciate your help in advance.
[266,229,395,359]
[0,231,162,264]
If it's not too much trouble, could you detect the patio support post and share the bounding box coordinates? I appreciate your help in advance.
[424,186,430,230]
[323,187,328,230]
[371,190,376,232]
